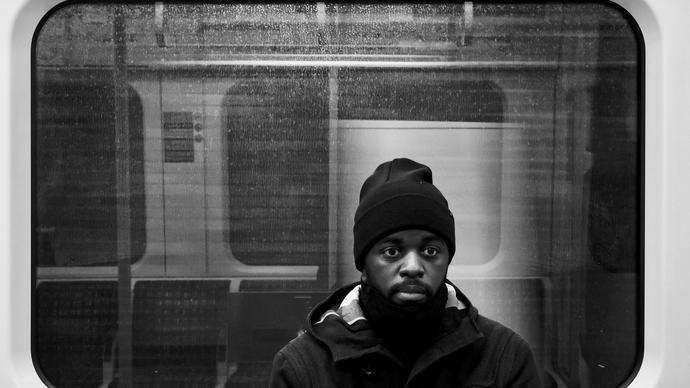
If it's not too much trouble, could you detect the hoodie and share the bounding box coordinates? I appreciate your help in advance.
[269,282,542,388]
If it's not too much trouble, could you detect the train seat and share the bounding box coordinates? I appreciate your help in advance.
[225,283,329,388]
[34,281,118,388]
[130,280,230,388]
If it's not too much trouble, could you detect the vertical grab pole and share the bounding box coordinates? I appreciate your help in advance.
[327,67,339,289]
[113,5,133,387]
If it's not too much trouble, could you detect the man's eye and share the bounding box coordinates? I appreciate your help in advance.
[382,247,400,257]
[422,247,440,257]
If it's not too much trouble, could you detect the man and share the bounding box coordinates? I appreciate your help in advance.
[270,158,542,387]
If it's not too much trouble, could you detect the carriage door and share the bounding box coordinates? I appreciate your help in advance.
[125,75,213,276]
[154,77,209,275]
[133,74,321,279]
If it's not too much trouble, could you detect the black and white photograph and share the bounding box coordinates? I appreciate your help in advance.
[1,1,688,387]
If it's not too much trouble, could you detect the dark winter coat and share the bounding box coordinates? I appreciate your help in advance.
[270,282,542,388]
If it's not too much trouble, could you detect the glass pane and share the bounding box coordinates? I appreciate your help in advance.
[337,71,504,267]
[32,3,641,388]
[34,75,146,266]
[224,69,330,266]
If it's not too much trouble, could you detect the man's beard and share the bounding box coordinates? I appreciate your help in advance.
[358,280,448,365]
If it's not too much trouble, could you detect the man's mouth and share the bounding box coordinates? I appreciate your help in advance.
[393,283,429,303]
[397,283,427,293]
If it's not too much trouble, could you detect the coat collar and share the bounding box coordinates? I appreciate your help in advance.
[306,281,485,366]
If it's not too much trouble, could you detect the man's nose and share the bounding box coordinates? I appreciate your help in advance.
[399,252,424,277]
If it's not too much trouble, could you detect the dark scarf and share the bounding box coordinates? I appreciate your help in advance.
[358,281,448,368]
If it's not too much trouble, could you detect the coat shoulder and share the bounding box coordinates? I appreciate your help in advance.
[473,314,542,387]
[271,331,337,388]
[278,330,328,363]
[275,330,333,375]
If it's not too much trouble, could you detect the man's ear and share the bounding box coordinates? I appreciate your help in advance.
[360,270,367,284]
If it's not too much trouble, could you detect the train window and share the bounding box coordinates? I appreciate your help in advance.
[224,69,330,267]
[337,71,505,269]
[34,74,146,267]
[32,3,641,388]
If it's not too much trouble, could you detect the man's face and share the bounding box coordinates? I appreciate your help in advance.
[362,229,450,306]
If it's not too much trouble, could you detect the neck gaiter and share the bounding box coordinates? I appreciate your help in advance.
[358,281,448,368]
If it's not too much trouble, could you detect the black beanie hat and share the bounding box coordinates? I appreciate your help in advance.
[353,158,455,271]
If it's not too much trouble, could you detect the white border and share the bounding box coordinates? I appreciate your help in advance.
[3,0,690,386]
[616,0,690,386]
[5,0,59,386]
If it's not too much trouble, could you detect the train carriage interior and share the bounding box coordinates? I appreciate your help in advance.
[32,3,641,388]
